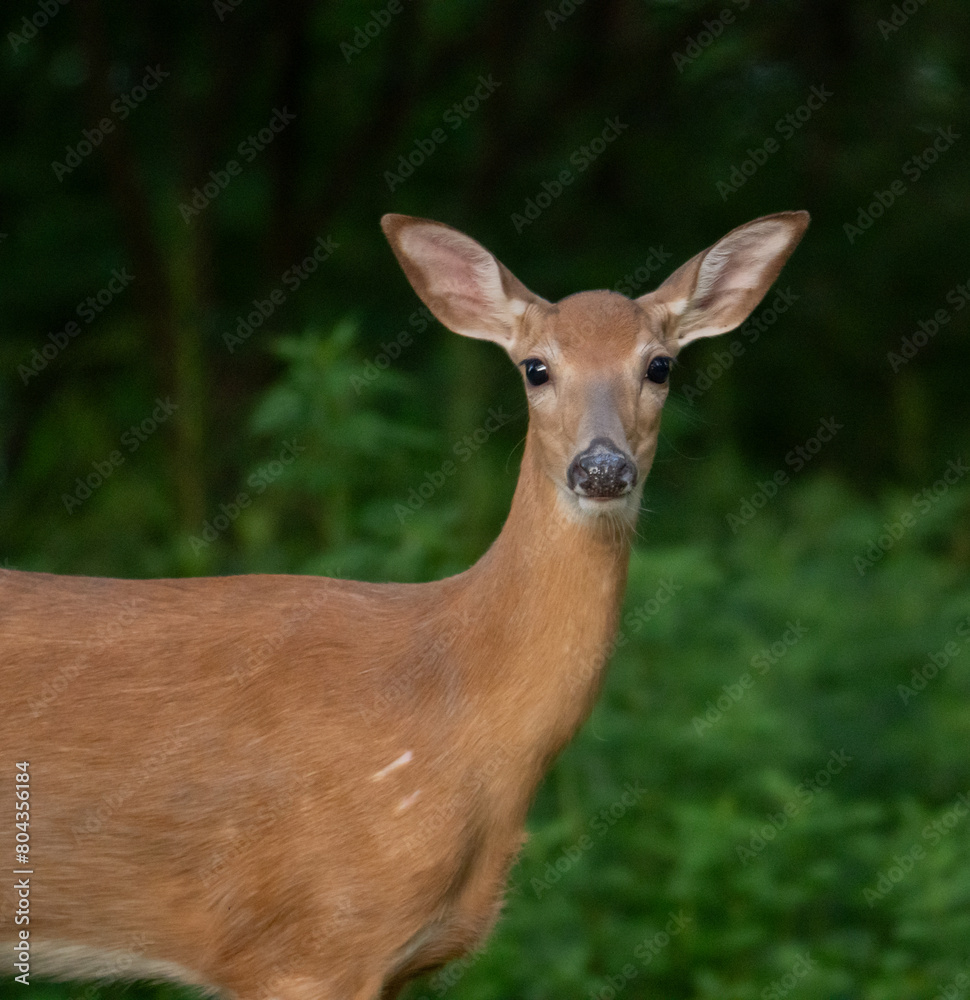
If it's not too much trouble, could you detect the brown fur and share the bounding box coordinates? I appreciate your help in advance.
[0,211,807,1000]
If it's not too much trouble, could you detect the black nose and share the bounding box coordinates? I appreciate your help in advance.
[567,437,637,498]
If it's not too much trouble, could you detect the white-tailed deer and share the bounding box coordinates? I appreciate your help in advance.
[1,210,808,1000]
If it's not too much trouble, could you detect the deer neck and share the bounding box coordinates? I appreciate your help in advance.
[453,435,634,774]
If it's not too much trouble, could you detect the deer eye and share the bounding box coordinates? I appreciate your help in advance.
[523,359,549,386]
[646,356,672,384]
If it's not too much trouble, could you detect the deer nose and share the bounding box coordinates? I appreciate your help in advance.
[567,438,637,499]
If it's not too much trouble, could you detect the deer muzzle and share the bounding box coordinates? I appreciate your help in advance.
[566,437,638,499]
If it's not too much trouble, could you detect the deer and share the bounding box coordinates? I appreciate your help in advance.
[1,209,808,1000]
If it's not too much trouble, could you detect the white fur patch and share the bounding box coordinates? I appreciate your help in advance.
[23,941,220,994]
[396,789,422,813]
[372,750,413,781]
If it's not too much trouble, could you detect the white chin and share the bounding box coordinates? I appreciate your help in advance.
[554,486,640,526]
[575,494,634,516]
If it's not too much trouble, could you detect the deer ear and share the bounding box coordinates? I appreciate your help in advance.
[642,211,809,346]
[381,214,548,350]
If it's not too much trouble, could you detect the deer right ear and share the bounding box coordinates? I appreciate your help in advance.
[381,214,548,350]
[642,211,809,347]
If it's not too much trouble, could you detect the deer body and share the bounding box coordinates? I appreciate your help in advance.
[1,211,807,1000]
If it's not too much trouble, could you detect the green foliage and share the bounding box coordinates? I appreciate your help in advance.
[3,0,970,996]
[408,476,970,1000]
[9,469,969,999]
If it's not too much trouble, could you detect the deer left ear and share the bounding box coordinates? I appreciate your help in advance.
[381,214,549,352]
[641,211,809,346]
